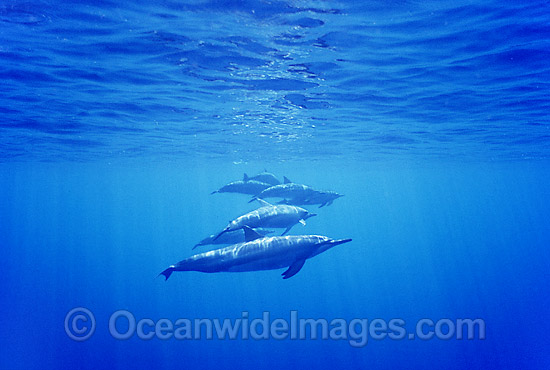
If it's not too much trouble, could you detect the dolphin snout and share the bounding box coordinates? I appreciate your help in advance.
[307,213,317,218]
[331,238,352,246]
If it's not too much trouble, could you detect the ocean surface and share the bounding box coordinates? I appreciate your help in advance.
[1,0,549,369]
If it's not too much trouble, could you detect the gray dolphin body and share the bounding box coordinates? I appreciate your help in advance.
[278,191,343,208]
[214,200,316,240]
[250,183,318,203]
[160,228,352,280]
[211,180,271,195]
[243,171,280,186]
[193,228,274,249]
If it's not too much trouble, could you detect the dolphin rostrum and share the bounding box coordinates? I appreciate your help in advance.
[243,171,280,186]
[211,180,271,195]
[193,228,274,249]
[160,227,352,280]
[213,199,316,240]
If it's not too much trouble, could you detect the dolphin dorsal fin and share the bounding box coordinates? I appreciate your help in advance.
[256,198,273,207]
[243,226,265,242]
[243,173,249,182]
[283,176,292,184]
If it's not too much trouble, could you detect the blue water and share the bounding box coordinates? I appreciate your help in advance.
[1,0,550,369]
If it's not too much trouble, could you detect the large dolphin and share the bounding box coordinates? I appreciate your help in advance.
[278,191,343,208]
[211,180,271,195]
[160,227,352,280]
[193,228,274,249]
[213,199,316,240]
[243,171,280,186]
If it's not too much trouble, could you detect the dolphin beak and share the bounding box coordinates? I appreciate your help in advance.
[331,238,352,246]
[308,213,317,218]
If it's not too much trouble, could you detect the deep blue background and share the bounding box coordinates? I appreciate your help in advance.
[1,0,550,369]
[1,161,549,369]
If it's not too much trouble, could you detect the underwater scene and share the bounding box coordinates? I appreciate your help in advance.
[1,1,549,369]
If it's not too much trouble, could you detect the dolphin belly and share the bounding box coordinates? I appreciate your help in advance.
[225,254,295,272]
[256,215,300,228]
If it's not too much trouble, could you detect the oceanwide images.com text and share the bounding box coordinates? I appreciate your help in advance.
[65,308,486,347]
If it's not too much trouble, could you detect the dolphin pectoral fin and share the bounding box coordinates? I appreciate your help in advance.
[256,198,273,207]
[243,226,265,242]
[281,226,293,235]
[159,266,176,281]
[299,219,306,226]
[283,176,292,184]
[319,202,326,208]
[282,259,306,279]
[210,190,218,194]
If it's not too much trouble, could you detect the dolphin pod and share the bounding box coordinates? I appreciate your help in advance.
[160,227,352,280]
[160,170,349,280]
[211,173,343,208]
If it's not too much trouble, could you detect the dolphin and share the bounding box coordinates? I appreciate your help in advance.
[278,191,344,208]
[213,199,316,240]
[249,181,318,203]
[211,180,271,195]
[160,227,352,280]
[193,228,274,249]
[243,171,280,186]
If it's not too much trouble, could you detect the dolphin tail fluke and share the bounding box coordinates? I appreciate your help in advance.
[159,266,175,281]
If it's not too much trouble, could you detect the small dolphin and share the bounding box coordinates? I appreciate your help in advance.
[249,181,318,203]
[243,170,280,186]
[193,228,274,249]
[160,227,352,280]
[278,191,344,208]
[211,180,271,195]
[213,199,316,240]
